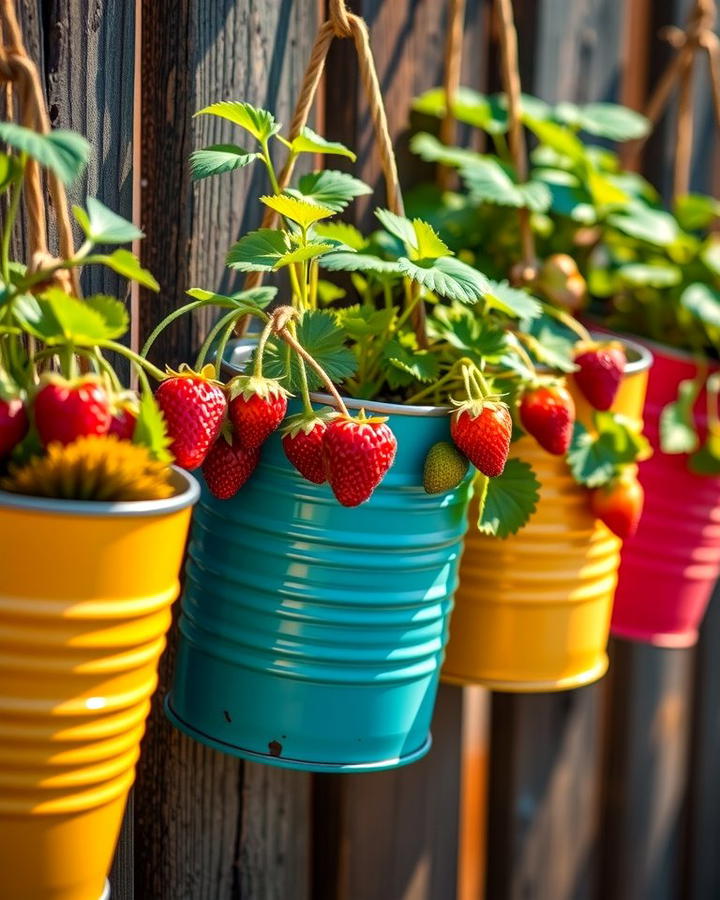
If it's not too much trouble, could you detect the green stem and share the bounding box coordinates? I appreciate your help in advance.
[278,326,350,417]
[195,309,246,371]
[309,260,319,310]
[1,164,24,286]
[539,301,591,342]
[140,300,207,358]
[215,317,241,384]
[289,321,314,416]
[93,350,123,391]
[261,139,282,195]
[98,340,167,382]
[253,317,276,378]
[405,364,465,405]
[289,264,304,308]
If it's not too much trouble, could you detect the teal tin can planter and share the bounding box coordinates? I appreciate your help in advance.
[166,352,472,772]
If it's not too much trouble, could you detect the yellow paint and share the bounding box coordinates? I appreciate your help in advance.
[0,493,193,900]
[444,355,649,692]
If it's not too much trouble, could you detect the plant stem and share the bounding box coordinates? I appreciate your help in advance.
[98,340,167,382]
[539,301,591,342]
[1,165,24,286]
[141,300,206,358]
[253,317,276,378]
[289,321,314,416]
[289,264,304,308]
[260,140,281,195]
[405,364,465,405]
[215,316,242,383]
[195,309,245,370]
[278,326,350,417]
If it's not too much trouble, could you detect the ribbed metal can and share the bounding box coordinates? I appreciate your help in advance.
[611,341,720,647]
[443,337,652,692]
[166,388,472,772]
[0,470,198,900]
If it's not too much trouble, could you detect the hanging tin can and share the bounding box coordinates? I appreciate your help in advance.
[166,348,472,772]
[611,341,720,647]
[443,338,652,692]
[0,470,198,900]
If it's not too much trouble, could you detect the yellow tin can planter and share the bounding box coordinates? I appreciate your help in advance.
[0,469,198,900]
[443,338,652,692]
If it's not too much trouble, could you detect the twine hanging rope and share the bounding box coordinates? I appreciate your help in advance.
[438,0,467,190]
[629,0,720,199]
[241,0,421,338]
[495,0,535,272]
[0,0,79,295]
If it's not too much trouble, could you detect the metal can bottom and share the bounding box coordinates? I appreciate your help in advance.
[165,697,432,773]
[442,655,609,694]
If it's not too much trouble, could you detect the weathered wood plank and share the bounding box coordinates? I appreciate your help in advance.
[599,638,695,900]
[134,1,318,897]
[487,686,605,900]
[682,585,720,899]
[313,684,464,900]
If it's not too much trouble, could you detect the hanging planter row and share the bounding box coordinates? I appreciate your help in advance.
[0,0,716,896]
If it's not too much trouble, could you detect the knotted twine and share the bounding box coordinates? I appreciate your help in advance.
[0,0,79,296]
[240,0,424,339]
[629,0,720,199]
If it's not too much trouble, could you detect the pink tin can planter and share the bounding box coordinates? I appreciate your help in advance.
[611,340,720,647]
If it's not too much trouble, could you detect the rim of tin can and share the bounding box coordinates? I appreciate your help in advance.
[0,466,200,517]
[592,333,652,375]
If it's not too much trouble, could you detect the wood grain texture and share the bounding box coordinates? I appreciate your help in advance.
[324,0,488,226]
[599,638,695,900]
[487,687,604,900]
[109,794,135,900]
[133,2,318,897]
[312,684,464,900]
[682,585,720,899]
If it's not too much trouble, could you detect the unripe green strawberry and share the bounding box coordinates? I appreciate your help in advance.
[423,441,469,494]
[450,400,512,478]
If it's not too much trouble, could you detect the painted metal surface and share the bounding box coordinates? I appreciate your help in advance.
[167,399,472,772]
[0,471,198,900]
[612,341,720,647]
[444,339,652,692]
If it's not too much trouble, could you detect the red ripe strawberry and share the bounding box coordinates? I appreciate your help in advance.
[323,412,397,507]
[108,394,139,441]
[573,342,626,411]
[519,383,575,456]
[202,435,260,500]
[282,412,334,484]
[0,395,28,458]
[155,365,227,470]
[34,375,111,447]
[228,375,288,451]
[590,471,644,539]
[451,400,512,477]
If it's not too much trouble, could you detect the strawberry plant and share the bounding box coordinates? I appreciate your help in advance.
[141,98,575,531]
[0,119,180,500]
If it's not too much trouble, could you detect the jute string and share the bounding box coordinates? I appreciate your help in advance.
[438,0,466,190]
[0,0,79,295]
[628,0,720,199]
[242,0,419,337]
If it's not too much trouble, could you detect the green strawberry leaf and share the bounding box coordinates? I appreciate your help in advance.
[382,337,439,384]
[475,458,540,538]
[319,250,404,276]
[522,116,586,162]
[659,379,700,454]
[261,194,335,229]
[568,413,652,486]
[410,132,486,168]
[226,229,289,271]
[485,279,542,320]
[314,221,368,250]
[189,144,260,180]
[133,389,173,464]
[263,309,357,392]
[617,263,682,289]
[194,101,280,142]
[85,249,159,291]
[397,255,489,303]
[429,304,509,361]
[74,197,144,244]
[460,157,551,212]
[375,208,418,248]
[18,288,114,345]
[689,427,720,475]
[273,241,336,269]
[289,170,372,212]
[412,86,503,131]
[287,126,356,160]
[411,219,451,259]
[0,152,21,192]
[680,283,720,329]
[557,102,649,141]
[0,122,89,185]
[83,294,129,339]
[186,285,277,308]
[675,193,720,231]
[607,202,679,247]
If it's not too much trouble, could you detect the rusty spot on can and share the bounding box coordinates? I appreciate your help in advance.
[223,710,232,723]
[268,740,282,757]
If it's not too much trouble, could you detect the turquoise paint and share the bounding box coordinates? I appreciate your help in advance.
[166,391,472,772]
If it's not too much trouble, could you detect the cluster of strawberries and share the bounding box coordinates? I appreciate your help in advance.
[0,374,139,462]
[156,367,398,508]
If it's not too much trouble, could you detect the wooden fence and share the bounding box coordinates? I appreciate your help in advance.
[11,0,720,897]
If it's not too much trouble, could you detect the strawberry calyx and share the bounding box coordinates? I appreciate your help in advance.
[228,374,290,403]
[163,363,222,385]
[344,407,389,426]
[281,407,337,438]
[573,339,624,358]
